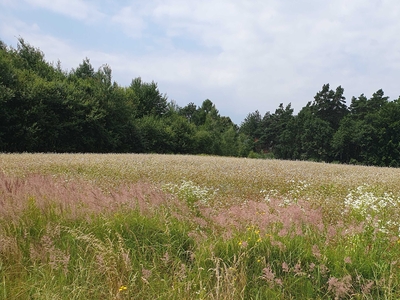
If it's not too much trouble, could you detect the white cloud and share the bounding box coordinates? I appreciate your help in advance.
[104,0,400,117]
[2,0,400,123]
[111,5,147,38]
[0,15,99,73]
[23,0,104,21]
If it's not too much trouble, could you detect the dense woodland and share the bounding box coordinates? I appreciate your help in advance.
[1,39,400,167]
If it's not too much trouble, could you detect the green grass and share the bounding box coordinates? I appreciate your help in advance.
[1,153,400,299]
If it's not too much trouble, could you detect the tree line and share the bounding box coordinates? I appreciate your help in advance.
[241,84,400,167]
[0,39,248,156]
[1,39,400,167]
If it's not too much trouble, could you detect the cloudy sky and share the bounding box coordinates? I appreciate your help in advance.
[1,0,400,124]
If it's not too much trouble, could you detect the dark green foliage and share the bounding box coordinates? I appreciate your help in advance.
[128,77,168,118]
[332,90,394,165]
[179,102,198,123]
[258,103,296,159]
[297,106,334,161]
[165,114,196,153]
[241,83,400,167]
[0,39,246,156]
[312,84,348,131]
[239,110,263,153]
[2,38,400,166]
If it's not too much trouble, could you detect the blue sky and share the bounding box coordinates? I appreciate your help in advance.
[1,0,400,125]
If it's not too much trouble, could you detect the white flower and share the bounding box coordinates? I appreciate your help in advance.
[343,184,400,234]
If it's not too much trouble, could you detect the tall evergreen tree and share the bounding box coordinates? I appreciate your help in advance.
[312,84,348,130]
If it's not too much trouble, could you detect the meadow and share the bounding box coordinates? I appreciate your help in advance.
[1,153,400,299]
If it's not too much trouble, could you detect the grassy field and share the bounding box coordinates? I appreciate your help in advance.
[1,153,400,299]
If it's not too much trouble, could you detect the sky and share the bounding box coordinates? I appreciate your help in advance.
[1,0,400,125]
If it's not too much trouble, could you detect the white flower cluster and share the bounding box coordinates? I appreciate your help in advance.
[344,185,397,215]
[259,189,278,202]
[162,180,216,205]
[344,184,400,234]
[260,180,310,207]
[286,180,310,201]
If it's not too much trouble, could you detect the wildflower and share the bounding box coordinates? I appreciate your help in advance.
[293,262,304,276]
[239,241,248,248]
[161,251,170,264]
[141,268,152,281]
[343,185,400,234]
[278,228,288,236]
[309,262,316,272]
[271,240,286,251]
[312,244,322,260]
[248,225,256,231]
[261,265,275,284]
[119,285,127,292]
[274,278,283,286]
[319,264,329,276]
[282,262,289,273]
[344,256,352,264]
[361,280,374,294]
[327,275,352,299]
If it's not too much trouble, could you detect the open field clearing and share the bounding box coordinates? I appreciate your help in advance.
[1,154,400,299]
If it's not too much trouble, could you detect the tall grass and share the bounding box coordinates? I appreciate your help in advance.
[1,154,400,299]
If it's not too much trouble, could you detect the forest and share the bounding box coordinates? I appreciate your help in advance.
[1,38,400,167]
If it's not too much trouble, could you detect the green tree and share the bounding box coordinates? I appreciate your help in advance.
[332,90,390,165]
[261,103,294,158]
[312,84,348,129]
[165,114,196,154]
[179,102,198,123]
[73,58,95,79]
[14,38,58,80]
[193,130,214,154]
[239,110,263,153]
[297,106,334,161]
[374,98,400,167]
[129,77,168,118]
[220,126,240,156]
[136,115,171,153]
[0,42,17,150]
